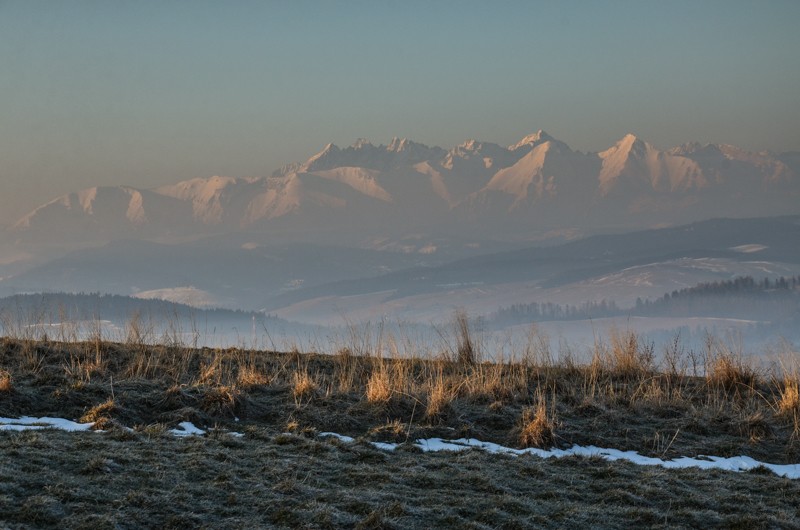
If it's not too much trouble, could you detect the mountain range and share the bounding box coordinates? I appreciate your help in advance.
[6,131,799,257]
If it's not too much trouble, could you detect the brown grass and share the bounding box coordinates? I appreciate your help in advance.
[778,377,800,415]
[365,363,392,404]
[1,317,799,465]
[292,369,318,402]
[237,364,269,388]
[0,369,12,393]
[80,398,117,424]
[425,373,454,420]
[453,310,479,366]
[3,313,800,527]
[519,392,557,448]
[707,352,758,394]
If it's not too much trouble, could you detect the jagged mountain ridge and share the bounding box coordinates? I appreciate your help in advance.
[8,131,798,248]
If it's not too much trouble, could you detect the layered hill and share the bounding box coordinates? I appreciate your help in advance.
[5,131,799,253]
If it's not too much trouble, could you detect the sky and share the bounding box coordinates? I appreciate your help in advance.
[1,0,799,226]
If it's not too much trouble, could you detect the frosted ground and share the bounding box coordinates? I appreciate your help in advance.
[3,416,799,479]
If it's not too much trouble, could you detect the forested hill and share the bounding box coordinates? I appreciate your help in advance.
[491,276,800,328]
[0,292,295,334]
[634,276,800,319]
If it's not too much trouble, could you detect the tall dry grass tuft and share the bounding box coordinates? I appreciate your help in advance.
[465,360,529,403]
[366,363,392,404]
[425,370,454,420]
[20,341,44,375]
[778,375,800,417]
[707,351,758,394]
[333,347,365,393]
[0,370,12,393]
[237,364,269,388]
[454,311,478,367]
[522,324,553,368]
[608,329,654,380]
[64,346,106,384]
[519,391,557,448]
[125,346,164,381]
[197,350,224,386]
[125,311,154,347]
[292,368,318,402]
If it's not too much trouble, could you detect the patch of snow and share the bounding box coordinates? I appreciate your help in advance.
[324,434,800,479]
[730,244,768,254]
[133,286,218,308]
[0,416,94,432]
[319,432,355,443]
[371,442,399,452]
[169,421,207,437]
[169,422,243,438]
[311,167,393,203]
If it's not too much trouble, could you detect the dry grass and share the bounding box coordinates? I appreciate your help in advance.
[292,369,318,402]
[519,392,557,448]
[707,351,759,394]
[80,398,117,424]
[425,373,454,420]
[365,363,392,404]
[2,313,800,528]
[778,377,800,415]
[454,310,479,366]
[3,428,799,529]
[237,364,269,387]
[1,314,800,465]
[200,385,242,416]
[0,369,12,393]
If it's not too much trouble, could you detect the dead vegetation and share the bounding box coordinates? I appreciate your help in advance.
[3,316,800,527]
[0,318,799,465]
[3,427,800,529]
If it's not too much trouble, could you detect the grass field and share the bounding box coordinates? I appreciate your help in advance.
[1,322,800,528]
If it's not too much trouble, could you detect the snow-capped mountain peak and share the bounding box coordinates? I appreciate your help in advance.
[8,131,798,250]
[509,130,554,151]
[351,138,373,149]
[301,142,341,171]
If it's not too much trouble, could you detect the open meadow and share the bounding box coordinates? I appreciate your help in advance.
[2,321,800,528]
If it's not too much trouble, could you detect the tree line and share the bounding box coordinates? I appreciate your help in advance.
[490,275,800,327]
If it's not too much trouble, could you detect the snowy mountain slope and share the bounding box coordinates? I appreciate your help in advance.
[598,134,707,194]
[481,137,597,207]
[261,216,800,323]
[5,132,799,255]
[266,218,800,328]
[11,186,194,244]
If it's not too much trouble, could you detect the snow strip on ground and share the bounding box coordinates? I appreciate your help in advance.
[2,417,798,479]
[320,433,800,479]
[0,416,94,432]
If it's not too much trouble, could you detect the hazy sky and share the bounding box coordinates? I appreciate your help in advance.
[1,1,799,225]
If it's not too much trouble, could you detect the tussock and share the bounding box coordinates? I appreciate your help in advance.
[365,364,392,404]
[0,369,12,393]
[519,392,557,448]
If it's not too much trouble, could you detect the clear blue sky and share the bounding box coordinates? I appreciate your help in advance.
[1,1,799,224]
